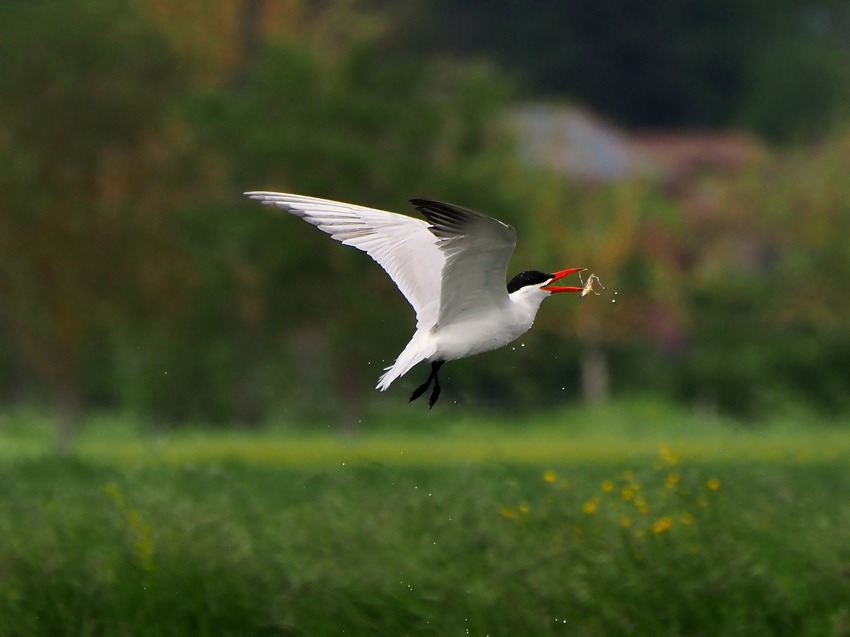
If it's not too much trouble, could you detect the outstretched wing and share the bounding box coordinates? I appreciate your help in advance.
[245,192,445,329]
[411,199,517,327]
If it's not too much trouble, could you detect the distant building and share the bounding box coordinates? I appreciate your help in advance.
[512,103,764,188]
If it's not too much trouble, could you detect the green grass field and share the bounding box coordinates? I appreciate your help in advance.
[1,402,849,636]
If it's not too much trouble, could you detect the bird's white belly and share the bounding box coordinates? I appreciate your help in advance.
[428,314,532,362]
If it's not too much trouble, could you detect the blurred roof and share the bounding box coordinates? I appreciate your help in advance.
[512,103,764,186]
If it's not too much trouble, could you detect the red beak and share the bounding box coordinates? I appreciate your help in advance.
[541,267,586,294]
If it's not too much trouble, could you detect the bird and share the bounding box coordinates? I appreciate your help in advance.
[245,192,585,407]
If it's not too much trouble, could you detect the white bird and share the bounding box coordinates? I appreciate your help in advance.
[245,192,585,407]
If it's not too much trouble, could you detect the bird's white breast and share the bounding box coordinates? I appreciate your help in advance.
[427,294,544,362]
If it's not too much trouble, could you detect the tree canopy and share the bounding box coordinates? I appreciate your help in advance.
[370,0,850,141]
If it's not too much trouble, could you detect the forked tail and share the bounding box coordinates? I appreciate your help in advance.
[376,331,434,391]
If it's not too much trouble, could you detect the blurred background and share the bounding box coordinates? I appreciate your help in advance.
[2,0,850,447]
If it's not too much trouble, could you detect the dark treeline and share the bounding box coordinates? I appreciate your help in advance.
[371,0,850,140]
[1,0,849,443]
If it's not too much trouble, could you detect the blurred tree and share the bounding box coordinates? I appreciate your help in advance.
[0,0,187,449]
[516,177,677,405]
[4,0,850,431]
[0,0,529,432]
[369,0,850,141]
[624,134,850,414]
[723,134,850,412]
[184,31,524,427]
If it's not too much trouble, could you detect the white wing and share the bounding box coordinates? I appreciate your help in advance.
[244,192,445,329]
[410,199,517,327]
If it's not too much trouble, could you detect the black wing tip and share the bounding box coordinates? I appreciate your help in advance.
[410,198,482,226]
[409,198,476,214]
[410,199,516,242]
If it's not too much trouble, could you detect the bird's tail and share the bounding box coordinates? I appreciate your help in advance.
[377,331,434,391]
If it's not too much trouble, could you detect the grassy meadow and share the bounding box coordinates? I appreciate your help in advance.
[1,401,849,636]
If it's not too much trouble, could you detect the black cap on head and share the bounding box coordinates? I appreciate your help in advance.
[506,270,552,294]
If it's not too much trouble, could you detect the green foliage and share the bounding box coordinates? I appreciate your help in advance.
[0,0,188,443]
[675,135,850,413]
[169,38,524,423]
[0,0,180,155]
[0,0,525,426]
[2,0,850,430]
[374,0,850,140]
[1,409,849,635]
[738,32,850,141]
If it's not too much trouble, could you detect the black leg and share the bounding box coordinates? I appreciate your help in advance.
[428,361,444,408]
[428,372,442,408]
[409,361,445,405]
[409,375,432,403]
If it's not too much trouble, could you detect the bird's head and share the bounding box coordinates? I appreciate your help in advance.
[507,268,586,298]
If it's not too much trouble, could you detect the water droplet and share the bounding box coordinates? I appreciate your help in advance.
[521,342,525,347]
[612,299,617,304]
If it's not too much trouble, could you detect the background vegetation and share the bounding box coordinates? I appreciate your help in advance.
[2,404,850,635]
[373,0,850,140]
[2,0,850,442]
[2,3,850,633]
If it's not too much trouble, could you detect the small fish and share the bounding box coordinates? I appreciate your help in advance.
[579,272,604,297]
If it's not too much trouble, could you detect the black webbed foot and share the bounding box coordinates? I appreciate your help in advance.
[409,361,445,407]
[428,380,441,409]
[409,379,431,403]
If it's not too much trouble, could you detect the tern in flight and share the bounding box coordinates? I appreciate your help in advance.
[245,192,585,407]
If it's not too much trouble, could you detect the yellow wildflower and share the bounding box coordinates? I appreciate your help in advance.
[635,496,649,515]
[500,507,518,520]
[127,509,155,572]
[619,517,632,529]
[582,499,598,515]
[601,480,614,493]
[707,478,721,491]
[621,486,635,501]
[664,473,680,489]
[543,470,557,484]
[103,482,126,507]
[518,502,530,515]
[680,513,694,525]
[658,446,680,466]
[651,517,672,534]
